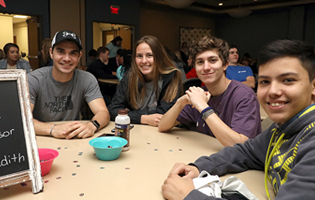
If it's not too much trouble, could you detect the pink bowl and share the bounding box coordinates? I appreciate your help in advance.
[38,148,59,176]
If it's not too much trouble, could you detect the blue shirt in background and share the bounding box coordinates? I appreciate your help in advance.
[226,65,253,82]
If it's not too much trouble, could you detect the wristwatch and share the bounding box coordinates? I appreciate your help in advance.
[91,120,100,130]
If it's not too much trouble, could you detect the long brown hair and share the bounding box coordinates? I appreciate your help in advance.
[128,35,182,109]
[41,38,52,64]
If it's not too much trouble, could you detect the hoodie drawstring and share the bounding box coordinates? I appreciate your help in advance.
[264,130,285,200]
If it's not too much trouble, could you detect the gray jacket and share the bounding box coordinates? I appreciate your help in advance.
[185,103,315,200]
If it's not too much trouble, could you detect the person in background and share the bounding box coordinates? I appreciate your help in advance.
[0,49,4,60]
[85,49,97,70]
[240,52,251,66]
[108,35,182,127]
[240,52,258,91]
[184,57,193,74]
[108,48,127,75]
[116,53,132,81]
[162,39,315,200]
[180,42,189,66]
[241,52,258,76]
[226,45,255,88]
[185,54,204,87]
[87,46,117,105]
[106,36,122,58]
[164,46,186,82]
[27,30,110,139]
[159,36,261,147]
[185,54,197,79]
[41,38,53,67]
[87,47,117,79]
[0,43,32,73]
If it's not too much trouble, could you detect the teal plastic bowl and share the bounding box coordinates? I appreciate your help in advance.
[89,136,127,161]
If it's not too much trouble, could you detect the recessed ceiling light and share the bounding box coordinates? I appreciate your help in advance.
[13,15,28,18]
[219,3,223,6]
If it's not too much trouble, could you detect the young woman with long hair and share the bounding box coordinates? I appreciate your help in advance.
[41,38,53,67]
[109,35,183,126]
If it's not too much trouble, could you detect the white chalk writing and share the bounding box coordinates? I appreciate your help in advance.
[0,153,25,168]
[0,129,15,139]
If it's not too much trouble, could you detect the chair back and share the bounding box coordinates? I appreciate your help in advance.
[182,78,202,91]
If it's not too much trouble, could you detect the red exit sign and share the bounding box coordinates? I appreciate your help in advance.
[0,0,6,8]
[110,5,119,14]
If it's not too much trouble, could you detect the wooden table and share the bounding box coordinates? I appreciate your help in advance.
[98,78,119,85]
[0,122,275,199]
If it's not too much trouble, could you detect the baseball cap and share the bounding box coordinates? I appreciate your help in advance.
[51,30,82,50]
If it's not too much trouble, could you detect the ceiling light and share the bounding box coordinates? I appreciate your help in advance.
[228,10,252,18]
[13,15,28,18]
[219,3,223,6]
[164,0,195,9]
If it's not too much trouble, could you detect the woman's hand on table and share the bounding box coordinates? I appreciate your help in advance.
[141,114,163,127]
[51,121,96,139]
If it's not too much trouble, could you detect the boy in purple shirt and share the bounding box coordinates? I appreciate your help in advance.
[159,36,261,147]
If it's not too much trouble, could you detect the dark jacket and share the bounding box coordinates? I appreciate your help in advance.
[86,59,117,79]
[108,70,182,123]
[108,57,119,73]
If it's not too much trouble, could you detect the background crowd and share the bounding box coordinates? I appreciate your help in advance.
[2,30,315,199]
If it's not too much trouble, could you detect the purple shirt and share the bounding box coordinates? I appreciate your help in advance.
[177,80,261,138]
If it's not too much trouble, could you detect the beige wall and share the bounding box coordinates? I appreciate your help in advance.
[13,22,29,61]
[140,8,214,52]
[119,27,131,50]
[50,0,86,66]
[50,0,81,37]
[93,22,102,50]
[0,16,13,50]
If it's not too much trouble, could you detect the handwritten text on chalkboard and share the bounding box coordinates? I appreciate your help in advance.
[0,80,29,177]
[0,121,26,168]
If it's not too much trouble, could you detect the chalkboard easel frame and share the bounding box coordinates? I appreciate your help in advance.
[0,70,43,194]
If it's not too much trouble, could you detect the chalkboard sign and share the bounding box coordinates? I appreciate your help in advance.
[0,80,29,175]
[0,70,43,194]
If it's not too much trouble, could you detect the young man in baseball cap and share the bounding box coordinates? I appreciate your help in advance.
[27,30,110,139]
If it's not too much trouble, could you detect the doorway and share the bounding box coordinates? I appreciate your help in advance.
[0,13,41,70]
[27,16,41,70]
[103,30,117,47]
[92,22,134,52]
